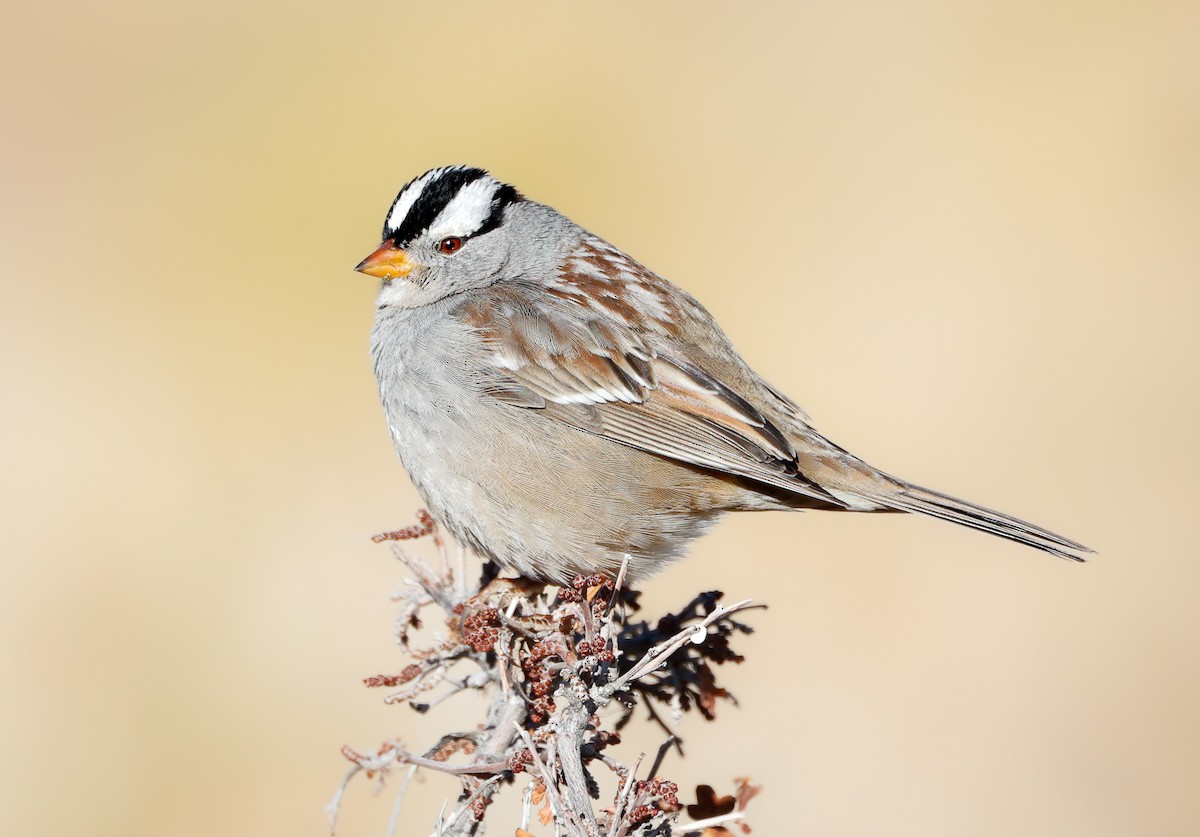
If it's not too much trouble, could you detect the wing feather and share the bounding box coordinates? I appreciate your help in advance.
[454,246,847,508]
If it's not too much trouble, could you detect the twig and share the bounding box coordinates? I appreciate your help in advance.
[672,810,747,835]
[639,699,682,748]
[603,599,755,696]
[435,774,505,835]
[325,763,360,835]
[386,765,419,837]
[607,556,631,617]
[608,752,643,837]
[341,741,507,778]
[389,542,457,610]
[520,780,535,833]
[555,689,601,834]
[514,723,589,836]
[646,736,677,783]
[398,753,509,776]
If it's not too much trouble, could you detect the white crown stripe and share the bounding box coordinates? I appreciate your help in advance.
[384,165,468,236]
[427,177,501,241]
[385,170,436,234]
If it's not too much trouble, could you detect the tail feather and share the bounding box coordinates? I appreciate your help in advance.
[859,480,1092,562]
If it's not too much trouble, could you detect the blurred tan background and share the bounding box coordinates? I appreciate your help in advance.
[2,1,1198,835]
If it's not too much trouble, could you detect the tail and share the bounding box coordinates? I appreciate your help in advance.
[855,478,1092,562]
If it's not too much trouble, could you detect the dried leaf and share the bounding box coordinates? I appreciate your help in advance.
[687,784,736,819]
[516,830,534,837]
[696,664,729,718]
[531,782,546,806]
[538,800,553,827]
[733,777,761,811]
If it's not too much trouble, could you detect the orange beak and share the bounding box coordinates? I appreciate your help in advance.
[355,241,417,280]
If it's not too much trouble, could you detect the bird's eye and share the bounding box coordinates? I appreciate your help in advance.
[437,237,463,255]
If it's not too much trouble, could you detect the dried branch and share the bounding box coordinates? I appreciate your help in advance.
[331,511,765,836]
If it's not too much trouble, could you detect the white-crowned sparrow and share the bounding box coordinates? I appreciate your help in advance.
[357,166,1090,584]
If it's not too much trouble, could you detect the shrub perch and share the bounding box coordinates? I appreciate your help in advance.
[328,511,762,836]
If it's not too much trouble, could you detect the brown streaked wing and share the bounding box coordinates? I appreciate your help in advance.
[456,282,846,508]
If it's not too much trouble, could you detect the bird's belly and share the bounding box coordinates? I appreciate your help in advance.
[384,385,732,583]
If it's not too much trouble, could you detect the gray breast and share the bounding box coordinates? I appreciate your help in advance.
[369,293,741,584]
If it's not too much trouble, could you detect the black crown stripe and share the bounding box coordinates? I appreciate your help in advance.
[386,167,488,246]
[474,183,521,238]
[385,168,524,247]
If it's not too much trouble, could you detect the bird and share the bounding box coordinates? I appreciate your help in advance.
[357,165,1090,585]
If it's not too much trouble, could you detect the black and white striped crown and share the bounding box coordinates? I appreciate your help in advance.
[383,166,522,246]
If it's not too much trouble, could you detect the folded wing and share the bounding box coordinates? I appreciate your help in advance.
[456,280,847,507]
